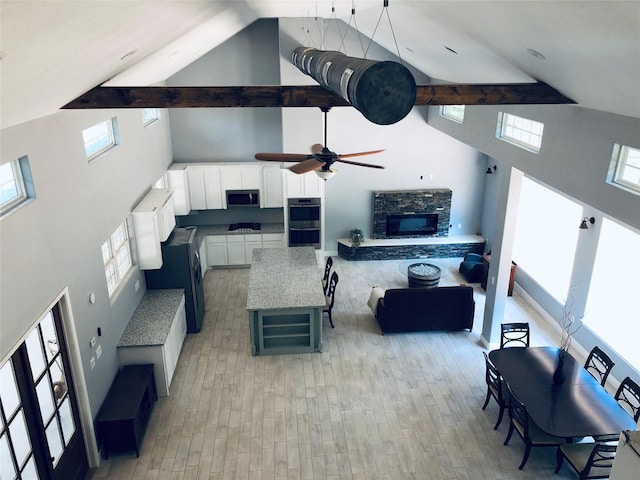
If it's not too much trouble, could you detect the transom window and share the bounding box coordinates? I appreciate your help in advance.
[82,118,119,160]
[497,112,544,153]
[141,108,160,126]
[440,105,465,123]
[607,144,640,195]
[102,221,133,296]
[1,157,35,217]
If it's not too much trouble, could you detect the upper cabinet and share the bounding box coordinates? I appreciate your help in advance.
[132,189,176,270]
[186,165,224,210]
[261,165,284,208]
[220,165,262,191]
[283,170,325,198]
[165,164,191,215]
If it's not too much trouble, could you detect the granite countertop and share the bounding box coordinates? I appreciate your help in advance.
[118,289,185,347]
[195,222,284,236]
[246,247,326,311]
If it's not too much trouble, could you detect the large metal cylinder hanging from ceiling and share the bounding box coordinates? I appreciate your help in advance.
[291,46,416,125]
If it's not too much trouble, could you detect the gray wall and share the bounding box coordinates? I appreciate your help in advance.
[0,108,174,414]
[168,19,282,161]
[429,104,640,380]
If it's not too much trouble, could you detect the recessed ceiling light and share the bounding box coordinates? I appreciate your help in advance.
[444,45,458,55]
[120,49,137,61]
[526,48,546,60]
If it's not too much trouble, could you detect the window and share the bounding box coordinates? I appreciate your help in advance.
[497,112,544,152]
[1,156,35,216]
[584,218,640,370]
[102,221,132,296]
[141,108,160,126]
[607,143,640,195]
[82,118,119,160]
[513,177,582,302]
[440,105,465,123]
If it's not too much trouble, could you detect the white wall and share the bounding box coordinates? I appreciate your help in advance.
[0,108,174,414]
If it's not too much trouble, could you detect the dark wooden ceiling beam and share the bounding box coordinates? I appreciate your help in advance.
[62,83,574,110]
[414,82,575,105]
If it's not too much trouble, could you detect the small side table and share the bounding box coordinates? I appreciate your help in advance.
[481,254,517,296]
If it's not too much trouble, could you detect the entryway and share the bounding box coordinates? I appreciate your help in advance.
[0,302,88,480]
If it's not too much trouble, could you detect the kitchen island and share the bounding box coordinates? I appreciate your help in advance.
[246,247,326,355]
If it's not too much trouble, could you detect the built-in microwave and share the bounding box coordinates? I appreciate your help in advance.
[226,190,260,207]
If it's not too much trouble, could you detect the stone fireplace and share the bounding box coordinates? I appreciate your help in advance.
[373,189,452,239]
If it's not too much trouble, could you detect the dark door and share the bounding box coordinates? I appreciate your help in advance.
[0,302,88,480]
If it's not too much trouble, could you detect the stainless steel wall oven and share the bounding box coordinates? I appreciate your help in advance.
[288,197,321,248]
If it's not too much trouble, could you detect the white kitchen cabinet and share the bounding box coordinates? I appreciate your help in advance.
[244,234,262,263]
[283,170,325,198]
[118,293,186,397]
[206,236,228,266]
[261,166,284,208]
[132,189,176,270]
[166,164,191,215]
[227,235,246,265]
[187,165,224,210]
[262,233,284,249]
[220,165,262,191]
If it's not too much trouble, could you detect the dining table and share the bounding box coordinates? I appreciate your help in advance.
[489,346,637,439]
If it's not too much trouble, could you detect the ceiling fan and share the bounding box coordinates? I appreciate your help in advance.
[254,107,385,179]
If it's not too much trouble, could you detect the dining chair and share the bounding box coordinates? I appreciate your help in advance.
[613,376,640,423]
[503,384,565,470]
[481,352,510,429]
[323,271,338,328]
[555,441,617,479]
[583,346,616,387]
[322,256,333,295]
[500,322,530,348]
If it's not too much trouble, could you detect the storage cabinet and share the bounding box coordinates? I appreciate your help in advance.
[220,165,262,190]
[207,236,228,266]
[187,166,224,210]
[283,170,325,198]
[249,308,322,355]
[97,364,157,459]
[131,189,176,269]
[262,233,284,249]
[261,166,284,207]
[166,164,191,215]
[227,236,246,265]
[117,295,187,397]
[244,234,262,263]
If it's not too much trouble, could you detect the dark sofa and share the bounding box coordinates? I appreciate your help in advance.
[375,285,475,334]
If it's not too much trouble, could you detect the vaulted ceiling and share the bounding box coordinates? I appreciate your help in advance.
[2,1,639,130]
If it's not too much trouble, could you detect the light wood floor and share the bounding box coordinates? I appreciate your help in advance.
[89,256,582,479]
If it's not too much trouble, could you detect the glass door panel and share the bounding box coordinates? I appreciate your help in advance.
[0,360,41,480]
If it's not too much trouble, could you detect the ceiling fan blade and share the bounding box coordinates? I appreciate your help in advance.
[254,153,314,162]
[290,159,325,174]
[336,158,385,169]
[338,149,385,159]
[311,143,323,154]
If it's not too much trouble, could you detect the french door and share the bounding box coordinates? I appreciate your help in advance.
[0,302,88,480]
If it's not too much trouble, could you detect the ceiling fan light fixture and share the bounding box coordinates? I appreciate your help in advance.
[315,168,337,180]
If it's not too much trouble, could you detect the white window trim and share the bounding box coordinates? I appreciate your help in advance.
[439,105,465,123]
[142,108,160,127]
[83,117,119,162]
[1,157,35,217]
[102,221,133,298]
[607,143,640,195]
[496,112,544,153]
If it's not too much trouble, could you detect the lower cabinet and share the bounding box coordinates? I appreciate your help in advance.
[206,233,284,266]
[97,364,157,459]
[117,296,187,397]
